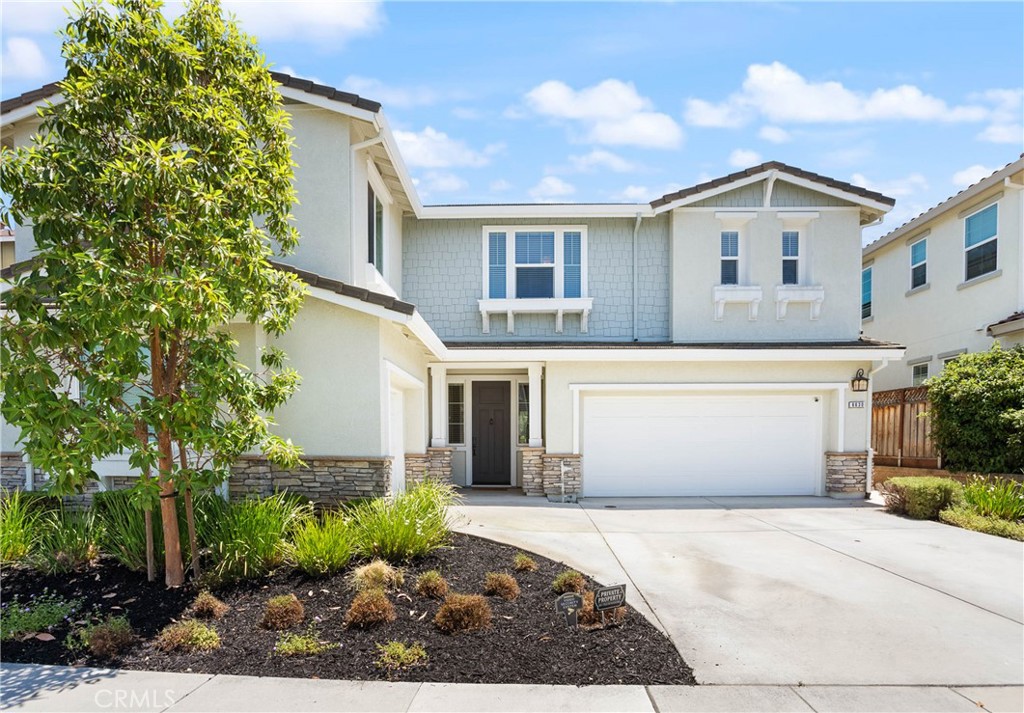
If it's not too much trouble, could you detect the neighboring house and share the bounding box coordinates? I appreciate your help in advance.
[862,157,1024,391]
[0,74,904,501]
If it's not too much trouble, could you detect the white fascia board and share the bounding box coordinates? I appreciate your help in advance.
[276,86,378,124]
[779,174,892,214]
[652,172,770,213]
[419,204,653,220]
[2,99,62,126]
[989,317,1024,337]
[374,112,424,216]
[407,311,447,359]
[441,346,905,363]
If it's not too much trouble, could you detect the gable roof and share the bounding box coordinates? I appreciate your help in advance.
[864,155,1024,258]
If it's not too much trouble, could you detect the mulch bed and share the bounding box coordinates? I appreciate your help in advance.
[0,533,696,685]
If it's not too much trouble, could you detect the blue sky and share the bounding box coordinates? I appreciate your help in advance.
[2,1,1022,242]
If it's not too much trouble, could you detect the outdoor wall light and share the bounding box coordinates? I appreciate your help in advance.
[851,368,869,393]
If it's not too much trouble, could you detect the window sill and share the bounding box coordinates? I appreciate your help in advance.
[861,315,874,323]
[775,284,825,320]
[712,284,762,321]
[905,282,930,297]
[478,297,593,334]
[957,269,1002,291]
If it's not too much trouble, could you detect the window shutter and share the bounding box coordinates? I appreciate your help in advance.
[564,231,581,298]
[488,232,506,298]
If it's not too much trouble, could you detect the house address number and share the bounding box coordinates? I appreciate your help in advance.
[848,401,865,409]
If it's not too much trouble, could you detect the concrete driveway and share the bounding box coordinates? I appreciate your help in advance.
[451,493,1024,687]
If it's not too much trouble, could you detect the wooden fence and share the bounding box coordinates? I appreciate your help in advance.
[871,387,939,468]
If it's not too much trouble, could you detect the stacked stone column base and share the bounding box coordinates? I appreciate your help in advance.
[825,451,868,498]
[405,447,454,488]
[230,455,393,506]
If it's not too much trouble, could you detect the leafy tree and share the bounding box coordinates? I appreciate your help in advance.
[0,0,305,586]
[927,344,1024,474]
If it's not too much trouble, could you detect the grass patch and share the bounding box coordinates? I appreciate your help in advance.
[434,593,491,634]
[192,592,229,620]
[940,506,1024,541]
[345,588,396,628]
[512,552,538,572]
[350,560,404,592]
[155,620,220,652]
[552,569,585,594]
[71,616,135,658]
[31,510,101,574]
[261,594,304,630]
[207,493,311,583]
[350,481,459,562]
[292,512,354,577]
[415,570,448,599]
[483,572,519,600]
[376,641,427,671]
[962,477,1024,520]
[0,489,43,563]
[0,591,82,641]
[274,625,338,656]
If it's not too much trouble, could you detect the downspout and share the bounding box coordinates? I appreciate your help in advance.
[632,212,643,342]
[865,358,891,492]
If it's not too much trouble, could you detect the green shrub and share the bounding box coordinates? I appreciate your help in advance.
[31,509,101,574]
[292,512,353,576]
[350,559,404,592]
[0,591,82,640]
[1,489,43,563]
[207,493,311,583]
[350,481,459,562]
[940,505,1024,541]
[878,477,963,520]
[552,569,586,594]
[155,620,220,652]
[415,570,448,599]
[376,641,427,670]
[927,345,1024,474]
[962,477,1024,521]
[274,625,338,656]
[72,616,135,658]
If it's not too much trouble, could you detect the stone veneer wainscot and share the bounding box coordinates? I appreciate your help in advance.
[825,451,868,498]
[230,455,393,505]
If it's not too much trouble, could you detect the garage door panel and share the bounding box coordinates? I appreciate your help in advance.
[582,394,820,497]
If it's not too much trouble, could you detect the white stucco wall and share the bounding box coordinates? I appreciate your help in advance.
[672,207,864,342]
[863,182,1022,391]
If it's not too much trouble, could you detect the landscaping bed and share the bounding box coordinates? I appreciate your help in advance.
[0,532,695,685]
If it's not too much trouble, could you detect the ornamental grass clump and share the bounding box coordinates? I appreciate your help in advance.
[274,625,338,656]
[192,592,230,620]
[31,510,101,574]
[552,569,585,594]
[415,570,448,599]
[376,641,427,671]
[155,620,220,653]
[0,592,81,641]
[350,560,404,592]
[962,477,1024,521]
[0,489,42,563]
[350,482,459,562]
[208,493,311,583]
[483,572,520,601]
[433,593,492,634]
[74,616,135,658]
[345,588,396,628]
[512,552,538,572]
[292,511,354,576]
[262,594,304,630]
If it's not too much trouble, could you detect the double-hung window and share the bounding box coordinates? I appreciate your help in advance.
[720,231,739,285]
[964,204,997,281]
[909,238,927,289]
[912,363,929,387]
[484,226,587,299]
[367,184,385,275]
[782,231,800,285]
[861,267,872,319]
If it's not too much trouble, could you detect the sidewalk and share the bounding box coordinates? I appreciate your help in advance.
[2,665,1022,713]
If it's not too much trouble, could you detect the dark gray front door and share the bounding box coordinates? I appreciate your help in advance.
[472,382,511,485]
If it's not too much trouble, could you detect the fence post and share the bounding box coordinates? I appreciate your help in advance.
[896,388,906,468]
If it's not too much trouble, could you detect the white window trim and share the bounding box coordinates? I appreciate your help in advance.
[963,202,998,281]
[909,237,927,290]
[781,229,802,286]
[715,212,755,287]
[719,230,741,286]
[778,212,818,286]
[912,362,929,386]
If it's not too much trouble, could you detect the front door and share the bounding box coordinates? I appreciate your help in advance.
[472,382,511,485]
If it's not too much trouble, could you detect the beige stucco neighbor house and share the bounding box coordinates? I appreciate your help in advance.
[1,74,905,501]
[862,157,1024,392]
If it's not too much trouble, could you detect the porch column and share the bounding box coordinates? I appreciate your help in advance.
[430,364,447,447]
[528,365,543,448]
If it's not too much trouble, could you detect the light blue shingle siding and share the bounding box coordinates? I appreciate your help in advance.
[402,215,671,341]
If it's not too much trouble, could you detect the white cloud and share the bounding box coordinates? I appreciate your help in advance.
[972,89,1023,144]
[392,127,491,169]
[978,123,1023,143]
[615,185,653,201]
[758,126,791,144]
[952,164,997,189]
[684,62,989,128]
[524,79,683,150]
[529,176,576,201]
[489,179,512,192]
[1,37,48,81]
[452,107,483,120]
[341,76,438,109]
[420,171,467,194]
[850,172,928,198]
[728,149,762,168]
[1,2,69,33]
[224,1,383,43]
[566,149,636,173]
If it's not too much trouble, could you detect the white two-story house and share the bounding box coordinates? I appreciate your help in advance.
[862,157,1023,391]
[1,73,903,500]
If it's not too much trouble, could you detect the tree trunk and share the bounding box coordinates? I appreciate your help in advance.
[136,421,156,582]
[158,430,185,587]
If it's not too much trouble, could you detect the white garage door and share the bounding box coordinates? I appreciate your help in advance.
[582,393,821,497]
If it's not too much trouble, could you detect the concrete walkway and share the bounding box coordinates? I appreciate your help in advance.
[2,664,1022,712]
[450,493,1024,687]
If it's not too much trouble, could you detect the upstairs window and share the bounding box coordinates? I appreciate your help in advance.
[861,267,872,319]
[912,363,929,387]
[910,238,927,289]
[720,231,739,285]
[965,204,997,281]
[0,229,14,271]
[782,231,800,285]
[367,184,385,275]
[483,226,587,300]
